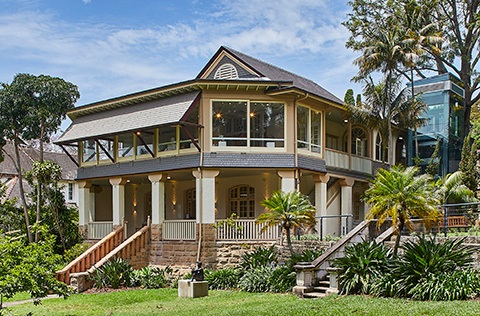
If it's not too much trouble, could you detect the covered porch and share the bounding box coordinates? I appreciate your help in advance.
[78,167,366,242]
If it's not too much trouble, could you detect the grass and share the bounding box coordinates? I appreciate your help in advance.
[3,288,480,316]
[1,292,31,302]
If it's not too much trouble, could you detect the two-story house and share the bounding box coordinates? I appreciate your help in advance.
[56,47,397,267]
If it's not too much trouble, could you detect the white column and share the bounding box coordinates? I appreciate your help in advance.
[78,181,91,226]
[110,177,127,226]
[148,174,165,225]
[313,174,329,238]
[277,170,296,193]
[340,178,354,235]
[193,169,219,224]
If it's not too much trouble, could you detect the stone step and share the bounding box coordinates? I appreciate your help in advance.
[303,291,327,299]
[313,286,330,292]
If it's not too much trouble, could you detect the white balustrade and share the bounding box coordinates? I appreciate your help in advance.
[88,222,113,240]
[325,149,349,169]
[163,220,196,240]
[351,155,373,173]
[215,219,280,241]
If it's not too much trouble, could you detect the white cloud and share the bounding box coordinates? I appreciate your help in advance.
[0,0,357,105]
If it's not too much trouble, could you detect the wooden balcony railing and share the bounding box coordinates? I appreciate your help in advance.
[56,224,125,284]
[215,219,280,241]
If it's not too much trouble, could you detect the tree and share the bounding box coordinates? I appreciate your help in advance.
[0,74,79,242]
[344,0,480,136]
[345,76,409,164]
[363,165,440,254]
[0,232,69,310]
[25,161,81,254]
[256,190,316,255]
[459,133,479,193]
[425,138,441,177]
[434,171,477,205]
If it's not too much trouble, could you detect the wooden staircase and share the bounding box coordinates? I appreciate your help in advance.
[56,220,151,292]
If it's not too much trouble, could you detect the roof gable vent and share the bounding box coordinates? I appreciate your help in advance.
[214,63,239,80]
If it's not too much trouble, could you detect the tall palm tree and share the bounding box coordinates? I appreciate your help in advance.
[364,165,440,254]
[256,190,316,255]
[346,75,408,165]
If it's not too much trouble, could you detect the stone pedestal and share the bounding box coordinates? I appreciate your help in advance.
[178,280,208,298]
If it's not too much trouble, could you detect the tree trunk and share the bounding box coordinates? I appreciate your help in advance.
[13,137,32,243]
[35,123,45,242]
[393,219,404,255]
[285,227,294,255]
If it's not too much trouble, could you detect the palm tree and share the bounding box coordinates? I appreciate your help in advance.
[346,75,408,165]
[364,165,440,254]
[434,171,477,205]
[256,190,316,255]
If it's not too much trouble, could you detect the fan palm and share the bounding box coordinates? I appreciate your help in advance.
[256,190,316,255]
[364,165,440,254]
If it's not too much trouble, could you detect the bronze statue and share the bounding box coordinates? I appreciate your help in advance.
[190,261,204,281]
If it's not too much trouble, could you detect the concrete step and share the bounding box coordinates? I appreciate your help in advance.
[313,286,330,292]
[303,291,327,299]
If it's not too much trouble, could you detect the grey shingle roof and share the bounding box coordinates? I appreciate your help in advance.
[57,91,200,144]
[216,46,343,105]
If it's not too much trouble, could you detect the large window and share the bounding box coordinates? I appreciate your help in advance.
[344,127,368,157]
[250,102,284,147]
[212,100,285,148]
[297,105,322,153]
[229,185,255,218]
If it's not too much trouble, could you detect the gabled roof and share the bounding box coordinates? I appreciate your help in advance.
[197,46,343,105]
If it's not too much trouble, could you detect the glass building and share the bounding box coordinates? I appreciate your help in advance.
[407,73,465,177]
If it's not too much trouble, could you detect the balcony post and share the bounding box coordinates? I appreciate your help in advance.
[109,177,127,228]
[277,170,296,193]
[340,178,354,235]
[313,173,329,239]
[78,180,91,239]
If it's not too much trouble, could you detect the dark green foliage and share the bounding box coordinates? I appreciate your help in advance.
[89,258,133,289]
[425,139,441,177]
[459,134,479,193]
[288,248,324,267]
[238,265,296,293]
[62,243,89,264]
[205,268,240,290]
[131,266,174,289]
[388,237,475,299]
[0,233,69,308]
[333,240,393,294]
[238,245,277,270]
[407,269,480,301]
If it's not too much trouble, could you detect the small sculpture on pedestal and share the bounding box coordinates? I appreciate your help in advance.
[190,261,204,282]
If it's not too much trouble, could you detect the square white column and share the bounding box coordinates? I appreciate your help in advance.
[110,177,127,226]
[193,170,219,224]
[148,174,165,225]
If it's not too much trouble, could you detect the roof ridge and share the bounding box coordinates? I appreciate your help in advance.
[223,46,318,85]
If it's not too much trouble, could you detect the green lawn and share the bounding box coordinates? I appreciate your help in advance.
[4,288,480,316]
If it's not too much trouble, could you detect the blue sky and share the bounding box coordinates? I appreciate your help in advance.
[1,0,362,131]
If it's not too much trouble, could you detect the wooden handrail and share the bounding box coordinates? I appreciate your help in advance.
[56,225,125,284]
[87,225,150,274]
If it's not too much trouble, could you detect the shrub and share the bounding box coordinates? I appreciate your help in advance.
[238,265,296,293]
[89,258,133,289]
[238,245,277,270]
[131,266,174,289]
[205,268,240,290]
[239,265,275,292]
[62,243,89,264]
[333,240,393,295]
[408,269,480,301]
[388,236,475,299]
[288,248,324,267]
